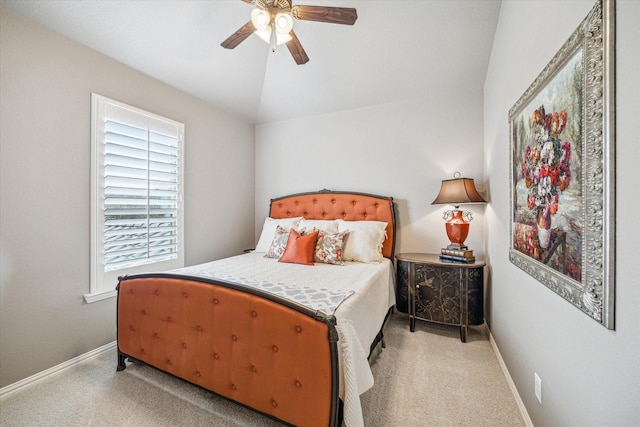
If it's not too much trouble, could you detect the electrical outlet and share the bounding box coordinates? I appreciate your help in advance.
[534,372,542,404]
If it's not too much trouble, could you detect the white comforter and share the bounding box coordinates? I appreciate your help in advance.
[170,252,396,427]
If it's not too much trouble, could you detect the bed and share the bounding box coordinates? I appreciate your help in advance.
[116,189,397,426]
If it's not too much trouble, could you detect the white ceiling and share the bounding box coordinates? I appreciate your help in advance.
[1,0,501,124]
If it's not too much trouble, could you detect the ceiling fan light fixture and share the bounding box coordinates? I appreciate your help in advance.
[255,28,271,43]
[275,12,293,35]
[250,8,270,31]
[254,27,292,46]
[251,8,292,49]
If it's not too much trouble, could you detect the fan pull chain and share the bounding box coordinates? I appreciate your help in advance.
[270,22,277,52]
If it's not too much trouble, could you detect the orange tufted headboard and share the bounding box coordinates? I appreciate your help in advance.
[268,190,396,260]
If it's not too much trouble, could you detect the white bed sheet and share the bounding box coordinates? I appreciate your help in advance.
[170,252,395,427]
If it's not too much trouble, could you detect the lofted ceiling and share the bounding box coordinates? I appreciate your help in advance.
[1,0,501,124]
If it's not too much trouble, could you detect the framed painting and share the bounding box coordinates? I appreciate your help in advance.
[508,0,615,329]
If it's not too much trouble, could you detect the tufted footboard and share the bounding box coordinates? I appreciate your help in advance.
[116,275,339,427]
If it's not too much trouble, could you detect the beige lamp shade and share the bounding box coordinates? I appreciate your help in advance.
[431,177,487,207]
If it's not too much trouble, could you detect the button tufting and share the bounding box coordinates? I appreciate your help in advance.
[141,309,146,315]
[167,359,172,365]
[197,325,203,332]
[352,200,357,205]
[251,311,257,318]
[231,384,237,390]
[251,365,257,372]
[313,199,317,204]
[212,298,219,305]
[213,353,219,360]
[154,332,159,339]
[232,335,238,341]
[303,211,308,216]
[196,371,201,377]
[167,316,172,322]
[331,199,336,204]
[295,326,302,333]
[278,203,283,207]
[295,201,299,205]
[295,380,302,388]
[375,202,380,207]
[129,325,135,331]
[364,213,368,218]
[182,342,187,349]
[272,345,278,353]
[271,400,278,407]
[154,290,160,295]
[182,292,188,298]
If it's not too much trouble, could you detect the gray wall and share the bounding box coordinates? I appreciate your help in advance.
[0,8,256,387]
[255,91,488,258]
[484,1,640,425]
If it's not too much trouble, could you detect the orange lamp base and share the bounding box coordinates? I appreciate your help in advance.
[445,210,469,246]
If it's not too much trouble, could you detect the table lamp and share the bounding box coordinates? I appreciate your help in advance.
[431,172,487,248]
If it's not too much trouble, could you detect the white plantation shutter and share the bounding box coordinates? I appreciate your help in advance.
[103,120,180,270]
[88,94,184,302]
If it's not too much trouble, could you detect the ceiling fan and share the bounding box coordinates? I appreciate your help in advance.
[221,0,358,65]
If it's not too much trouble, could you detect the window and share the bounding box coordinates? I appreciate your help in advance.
[87,94,184,303]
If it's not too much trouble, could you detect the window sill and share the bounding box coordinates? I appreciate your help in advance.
[84,289,117,304]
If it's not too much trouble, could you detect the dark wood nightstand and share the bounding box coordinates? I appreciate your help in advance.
[395,253,485,342]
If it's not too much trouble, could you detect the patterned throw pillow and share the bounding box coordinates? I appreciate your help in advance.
[314,230,350,265]
[264,225,290,259]
[255,217,303,252]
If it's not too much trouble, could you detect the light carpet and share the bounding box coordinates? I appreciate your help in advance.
[0,312,524,426]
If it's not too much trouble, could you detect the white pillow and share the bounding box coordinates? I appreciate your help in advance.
[255,217,303,252]
[337,219,388,263]
[297,219,339,234]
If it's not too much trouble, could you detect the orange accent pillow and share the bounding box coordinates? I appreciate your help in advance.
[278,229,319,266]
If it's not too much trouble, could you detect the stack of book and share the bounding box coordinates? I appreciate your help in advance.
[439,245,476,263]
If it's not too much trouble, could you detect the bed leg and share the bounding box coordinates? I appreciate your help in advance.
[117,351,127,371]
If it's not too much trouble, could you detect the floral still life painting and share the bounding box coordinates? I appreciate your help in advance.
[509,0,615,329]
[512,52,582,282]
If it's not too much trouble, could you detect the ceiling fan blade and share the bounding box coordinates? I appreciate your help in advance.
[286,30,309,65]
[221,21,256,49]
[291,5,358,25]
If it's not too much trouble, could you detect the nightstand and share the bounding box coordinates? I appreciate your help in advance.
[395,253,485,342]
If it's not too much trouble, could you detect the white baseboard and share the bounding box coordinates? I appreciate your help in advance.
[0,341,117,400]
[489,330,534,427]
